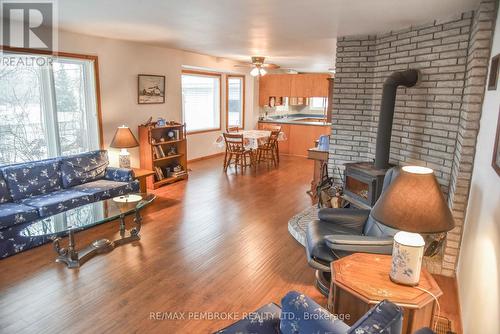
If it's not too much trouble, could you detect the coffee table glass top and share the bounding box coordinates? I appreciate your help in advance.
[20,193,155,238]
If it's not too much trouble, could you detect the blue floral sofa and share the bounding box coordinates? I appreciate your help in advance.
[0,150,139,258]
[215,291,403,334]
[215,291,435,334]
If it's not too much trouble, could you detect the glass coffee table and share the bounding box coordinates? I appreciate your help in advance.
[20,193,155,268]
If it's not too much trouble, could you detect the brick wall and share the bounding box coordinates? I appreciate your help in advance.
[328,0,496,275]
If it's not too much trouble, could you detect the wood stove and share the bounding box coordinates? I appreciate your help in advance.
[343,162,388,209]
[342,69,419,209]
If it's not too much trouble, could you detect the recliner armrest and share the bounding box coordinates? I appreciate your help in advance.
[318,208,370,233]
[325,235,394,255]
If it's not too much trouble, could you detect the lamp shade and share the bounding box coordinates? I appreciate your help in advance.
[371,166,455,234]
[110,126,139,148]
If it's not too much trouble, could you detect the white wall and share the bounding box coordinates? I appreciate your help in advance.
[57,30,256,165]
[457,8,500,334]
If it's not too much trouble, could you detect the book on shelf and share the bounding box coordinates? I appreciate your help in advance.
[154,166,164,180]
[153,146,165,159]
[158,145,166,157]
[171,171,187,178]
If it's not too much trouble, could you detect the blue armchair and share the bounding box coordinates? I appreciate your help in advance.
[215,291,404,334]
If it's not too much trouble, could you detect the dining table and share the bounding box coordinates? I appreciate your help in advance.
[215,130,287,150]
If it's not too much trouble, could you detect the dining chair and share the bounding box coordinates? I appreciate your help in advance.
[223,133,254,173]
[260,124,281,163]
[261,124,282,132]
[226,126,240,133]
[257,130,280,167]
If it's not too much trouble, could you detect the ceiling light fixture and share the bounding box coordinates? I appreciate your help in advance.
[236,56,279,77]
[250,67,260,76]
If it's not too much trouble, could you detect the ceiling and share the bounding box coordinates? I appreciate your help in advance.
[57,0,480,72]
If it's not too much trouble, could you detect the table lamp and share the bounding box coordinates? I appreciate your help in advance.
[110,125,139,168]
[371,166,455,286]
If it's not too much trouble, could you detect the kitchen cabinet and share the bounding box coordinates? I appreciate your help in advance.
[259,73,330,106]
[311,74,330,96]
[258,122,330,157]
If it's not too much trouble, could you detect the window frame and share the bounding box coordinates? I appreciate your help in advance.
[226,74,245,130]
[181,69,222,135]
[0,46,104,149]
[309,97,328,112]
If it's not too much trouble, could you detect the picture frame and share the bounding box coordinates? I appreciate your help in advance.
[492,108,500,176]
[487,54,500,91]
[138,74,165,104]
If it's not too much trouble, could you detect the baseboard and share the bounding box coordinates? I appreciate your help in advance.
[188,152,225,163]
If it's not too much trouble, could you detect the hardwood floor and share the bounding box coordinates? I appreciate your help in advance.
[0,155,324,333]
[0,155,462,333]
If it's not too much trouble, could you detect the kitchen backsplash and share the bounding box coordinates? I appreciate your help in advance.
[260,101,326,118]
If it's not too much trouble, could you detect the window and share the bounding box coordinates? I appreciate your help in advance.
[309,97,327,111]
[0,52,100,166]
[181,71,221,133]
[226,75,245,129]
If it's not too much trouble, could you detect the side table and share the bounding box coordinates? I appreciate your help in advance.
[132,168,155,192]
[328,253,442,334]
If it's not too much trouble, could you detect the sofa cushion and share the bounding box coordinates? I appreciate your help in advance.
[1,159,62,201]
[72,179,139,201]
[60,150,109,188]
[0,172,11,204]
[0,202,40,229]
[21,189,92,218]
[214,303,282,334]
[104,167,134,182]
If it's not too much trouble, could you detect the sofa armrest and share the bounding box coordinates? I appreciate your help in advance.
[104,167,134,182]
[347,299,403,334]
[280,291,350,334]
[325,235,394,254]
[318,208,370,233]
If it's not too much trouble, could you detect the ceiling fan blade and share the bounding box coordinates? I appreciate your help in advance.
[234,64,254,68]
[262,64,280,69]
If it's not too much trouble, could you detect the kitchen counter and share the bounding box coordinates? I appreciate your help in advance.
[258,117,330,157]
[259,114,331,126]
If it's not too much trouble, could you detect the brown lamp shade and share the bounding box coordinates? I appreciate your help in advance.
[110,126,139,148]
[371,166,455,234]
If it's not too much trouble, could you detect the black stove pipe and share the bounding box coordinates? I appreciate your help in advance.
[374,69,419,169]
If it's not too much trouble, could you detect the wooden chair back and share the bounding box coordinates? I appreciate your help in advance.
[223,133,245,153]
[262,130,280,149]
[226,126,240,133]
[261,124,282,132]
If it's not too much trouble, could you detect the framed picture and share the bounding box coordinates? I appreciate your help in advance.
[487,54,500,91]
[492,109,500,176]
[138,74,165,104]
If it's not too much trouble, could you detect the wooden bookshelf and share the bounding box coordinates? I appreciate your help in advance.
[138,123,188,190]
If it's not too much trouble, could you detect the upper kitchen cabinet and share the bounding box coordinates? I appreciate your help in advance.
[290,74,310,97]
[258,73,330,106]
[311,74,330,97]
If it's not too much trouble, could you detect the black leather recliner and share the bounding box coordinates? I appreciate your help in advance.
[305,167,400,295]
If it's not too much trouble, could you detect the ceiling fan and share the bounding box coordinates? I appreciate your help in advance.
[235,56,279,77]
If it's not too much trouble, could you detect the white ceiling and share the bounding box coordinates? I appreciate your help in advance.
[57,0,480,72]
